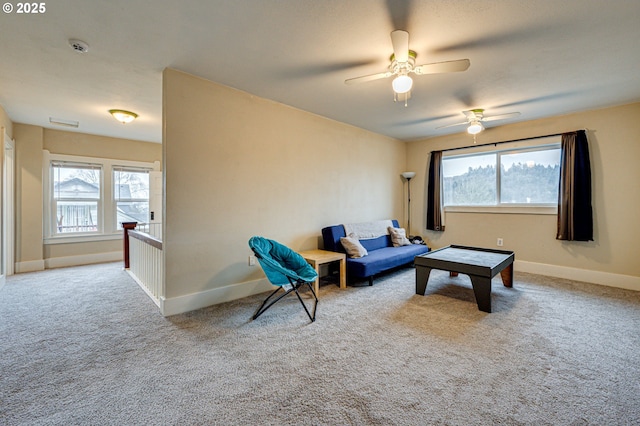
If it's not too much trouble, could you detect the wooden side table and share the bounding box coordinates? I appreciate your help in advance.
[298,249,346,296]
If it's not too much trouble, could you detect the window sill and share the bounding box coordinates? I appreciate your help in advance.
[44,232,123,245]
[445,205,557,215]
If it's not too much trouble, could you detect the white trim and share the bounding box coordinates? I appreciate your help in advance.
[446,205,556,215]
[159,277,273,317]
[44,233,122,245]
[15,260,46,273]
[44,251,122,269]
[515,260,640,291]
[4,131,15,278]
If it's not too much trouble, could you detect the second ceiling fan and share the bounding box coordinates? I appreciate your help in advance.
[345,30,471,105]
[437,109,521,135]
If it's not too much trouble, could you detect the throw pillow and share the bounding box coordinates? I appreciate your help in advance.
[388,226,412,247]
[340,233,368,258]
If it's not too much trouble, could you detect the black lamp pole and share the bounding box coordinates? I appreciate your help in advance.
[401,172,416,237]
[407,177,412,237]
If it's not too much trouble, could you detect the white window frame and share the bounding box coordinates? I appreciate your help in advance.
[113,166,152,231]
[50,160,103,235]
[442,136,561,215]
[43,151,160,244]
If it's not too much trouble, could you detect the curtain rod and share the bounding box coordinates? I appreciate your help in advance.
[437,129,587,153]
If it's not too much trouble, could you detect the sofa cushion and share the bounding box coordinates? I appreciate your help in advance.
[359,234,392,252]
[388,227,412,246]
[340,234,368,258]
[346,244,430,278]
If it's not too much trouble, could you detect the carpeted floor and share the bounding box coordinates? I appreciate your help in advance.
[1,262,639,425]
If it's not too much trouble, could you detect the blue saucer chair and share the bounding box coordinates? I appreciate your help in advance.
[248,236,319,322]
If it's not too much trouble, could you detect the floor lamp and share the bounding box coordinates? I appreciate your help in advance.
[401,171,416,237]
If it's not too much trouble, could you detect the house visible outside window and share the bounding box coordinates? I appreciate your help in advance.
[43,151,159,244]
[52,162,102,234]
[442,140,561,212]
[113,167,150,230]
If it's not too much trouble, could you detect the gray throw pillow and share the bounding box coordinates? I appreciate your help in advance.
[340,233,368,258]
[388,227,412,247]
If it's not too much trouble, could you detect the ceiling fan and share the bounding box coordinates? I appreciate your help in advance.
[345,30,471,106]
[436,109,521,135]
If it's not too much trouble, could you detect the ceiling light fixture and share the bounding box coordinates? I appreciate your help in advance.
[467,120,484,135]
[109,109,138,124]
[392,74,413,94]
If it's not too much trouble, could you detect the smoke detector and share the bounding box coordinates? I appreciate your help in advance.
[68,39,89,54]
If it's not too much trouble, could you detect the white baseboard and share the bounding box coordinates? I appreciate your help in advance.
[160,261,639,316]
[160,277,274,317]
[44,251,122,269]
[15,259,45,273]
[515,260,640,291]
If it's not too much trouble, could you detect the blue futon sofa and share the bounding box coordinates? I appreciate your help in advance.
[322,219,430,285]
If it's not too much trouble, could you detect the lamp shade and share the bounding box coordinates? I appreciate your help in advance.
[467,121,484,135]
[401,171,416,180]
[392,75,413,94]
[109,109,138,124]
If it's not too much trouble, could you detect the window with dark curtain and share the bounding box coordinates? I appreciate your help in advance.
[426,150,445,231]
[556,130,593,241]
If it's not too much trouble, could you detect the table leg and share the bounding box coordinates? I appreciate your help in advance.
[500,263,513,287]
[309,261,320,296]
[339,258,346,289]
[416,266,432,295]
[469,276,492,313]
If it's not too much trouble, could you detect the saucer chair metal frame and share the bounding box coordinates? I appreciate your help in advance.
[249,236,319,322]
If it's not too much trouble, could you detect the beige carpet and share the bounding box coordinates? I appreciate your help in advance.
[1,262,639,425]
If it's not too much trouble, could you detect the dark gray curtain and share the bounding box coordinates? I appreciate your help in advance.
[426,151,445,231]
[557,130,593,241]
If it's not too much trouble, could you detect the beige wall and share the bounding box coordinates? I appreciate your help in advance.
[43,129,162,163]
[12,124,161,270]
[163,68,406,300]
[407,102,640,278]
[13,124,44,267]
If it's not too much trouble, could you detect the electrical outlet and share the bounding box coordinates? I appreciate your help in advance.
[248,255,256,266]
[497,238,504,247]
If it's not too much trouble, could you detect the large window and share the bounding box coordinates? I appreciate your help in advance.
[52,162,102,234]
[44,151,159,242]
[442,142,561,208]
[114,167,150,230]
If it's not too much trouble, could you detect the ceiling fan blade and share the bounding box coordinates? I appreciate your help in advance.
[344,71,393,85]
[413,59,470,75]
[435,121,469,130]
[482,112,521,122]
[391,30,409,62]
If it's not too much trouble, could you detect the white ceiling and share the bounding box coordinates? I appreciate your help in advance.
[1,0,639,144]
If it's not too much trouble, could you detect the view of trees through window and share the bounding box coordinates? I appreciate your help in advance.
[114,169,150,230]
[443,146,561,206]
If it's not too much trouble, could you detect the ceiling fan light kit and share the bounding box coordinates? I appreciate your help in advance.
[436,109,521,138]
[392,74,413,94]
[467,121,484,135]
